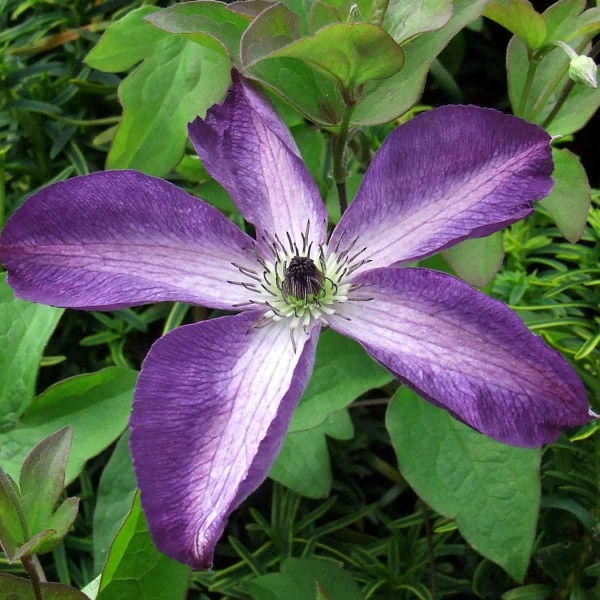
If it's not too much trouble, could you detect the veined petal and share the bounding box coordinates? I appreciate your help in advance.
[0,170,259,310]
[326,268,590,447]
[329,106,553,272]
[188,72,327,253]
[130,312,319,568]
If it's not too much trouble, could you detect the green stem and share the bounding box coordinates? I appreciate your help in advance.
[332,105,354,216]
[41,113,121,127]
[517,54,538,117]
[422,504,437,600]
[22,555,46,600]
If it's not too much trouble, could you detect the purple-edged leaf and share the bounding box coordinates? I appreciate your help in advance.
[329,106,553,273]
[230,0,275,17]
[145,2,251,63]
[35,497,80,555]
[188,74,328,254]
[539,148,591,244]
[10,528,56,562]
[130,312,319,568]
[443,232,504,288]
[326,268,590,448]
[0,171,258,311]
[0,574,91,599]
[19,427,72,543]
[0,469,26,559]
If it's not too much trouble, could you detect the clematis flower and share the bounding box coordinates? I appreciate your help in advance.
[0,73,592,569]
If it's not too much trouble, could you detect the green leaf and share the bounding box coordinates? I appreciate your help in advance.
[19,427,72,540]
[93,431,137,574]
[543,0,600,43]
[443,232,504,288]
[484,0,547,50]
[249,557,362,600]
[107,37,230,176]
[290,330,393,433]
[0,468,27,559]
[252,22,405,91]
[382,0,454,45]
[539,148,590,243]
[85,7,168,72]
[0,368,137,485]
[98,493,190,600]
[146,1,252,62]
[386,387,541,581]
[307,0,372,32]
[0,273,63,429]
[352,0,487,125]
[270,410,353,498]
[0,574,91,599]
[10,528,56,562]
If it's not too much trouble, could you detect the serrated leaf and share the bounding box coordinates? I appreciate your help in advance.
[92,431,137,574]
[97,493,190,600]
[386,387,541,581]
[0,368,137,486]
[107,36,230,176]
[146,1,251,62]
[443,232,504,288]
[0,574,91,599]
[0,273,63,429]
[484,0,547,50]
[539,148,590,243]
[270,410,353,498]
[19,427,72,540]
[85,6,167,72]
[290,330,393,433]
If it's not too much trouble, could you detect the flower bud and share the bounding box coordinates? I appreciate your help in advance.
[569,55,598,89]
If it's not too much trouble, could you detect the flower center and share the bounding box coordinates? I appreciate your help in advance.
[282,256,324,304]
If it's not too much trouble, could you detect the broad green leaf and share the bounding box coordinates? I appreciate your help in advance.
[386,387,541,581]
[146,1,251,62]
[484,0,546,50]
[258,22,405,90]
[290,330,393,433]
[249,557,362,600]
[0,469,26,559]
[93,431,137,574]
[353,0,487,125]
[0,574,90,599]
[107,37,230,176]
[307,0,371,32]
[85,7,167,72]
[543,0,600,43]
[98,493,190,600]
[382,0,453,45]
[270,410,353,498]
[19,427,72,540]
[0,273,63,429]
[507,34,600,135]
[539,148,590,243]
[443,232,504,288]
[0,368,137,485]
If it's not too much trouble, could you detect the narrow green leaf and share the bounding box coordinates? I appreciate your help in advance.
[107,37,230,176]
[0,273,63,428]
[539,148,591,243]
[386,387,541,581]
[19,427,72,539]
[484,0,547,50]
[444,232,504,288]
[85,7,167,72]
[0,368,137,485]
[98,493,190,600]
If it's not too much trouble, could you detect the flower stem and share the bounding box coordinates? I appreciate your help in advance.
[22,554,46,600]
[332,105,354,216]
[540,39,600,129]
[517,54,538,117]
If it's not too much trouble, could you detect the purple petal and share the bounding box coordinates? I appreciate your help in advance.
[0,170,260,310]
[329,106,553,272]
[188,72,327,253]
[130,312,319,568]
[326,267,590,447]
